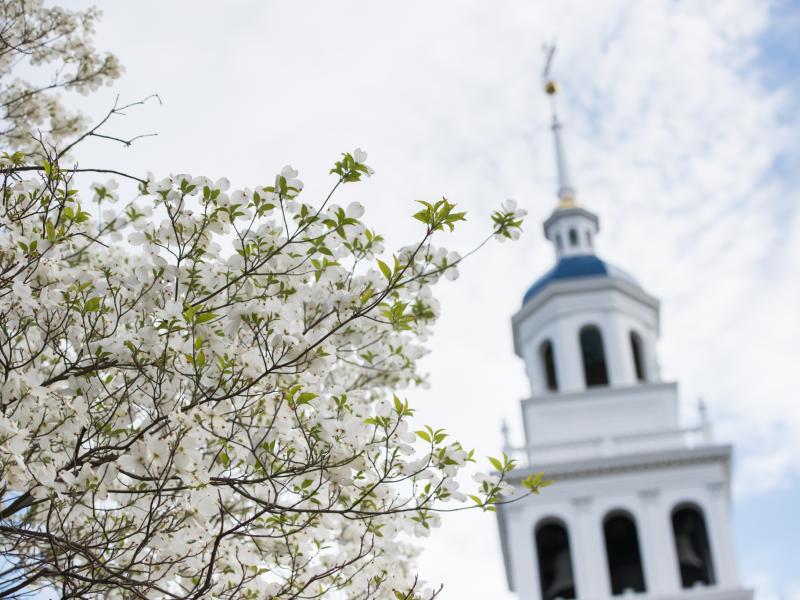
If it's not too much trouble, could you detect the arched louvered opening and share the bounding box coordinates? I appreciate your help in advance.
[672,505,715,588]
[568,228,579,246]
[535,520,577,600]
[579,325,609,387]
[603,512,646,595]
[629,331,646,382]
[540,340,559,392]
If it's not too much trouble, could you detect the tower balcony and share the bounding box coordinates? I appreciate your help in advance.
[509,382,712,467]
[509,423,712,467]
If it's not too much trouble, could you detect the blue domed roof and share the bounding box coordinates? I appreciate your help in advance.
[523,254,640,304]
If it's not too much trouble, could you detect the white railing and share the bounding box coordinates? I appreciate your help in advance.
[504,424,712,466]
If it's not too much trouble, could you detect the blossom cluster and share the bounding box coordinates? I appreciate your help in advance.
[0,146,528,598]
[0,0,122,154]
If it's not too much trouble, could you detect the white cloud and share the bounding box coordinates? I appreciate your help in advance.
[59,0,798,596]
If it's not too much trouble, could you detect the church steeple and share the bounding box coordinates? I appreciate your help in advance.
[495,47,751,600]
[541,45,599,259]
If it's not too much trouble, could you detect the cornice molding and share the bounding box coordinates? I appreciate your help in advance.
[507,444,732,483]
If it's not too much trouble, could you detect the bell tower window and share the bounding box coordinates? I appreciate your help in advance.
[540,340,559,392]
[568,228,578,246]
[630,331,646,382]
[672,505,715,588]
[535,520,577,600]
[603,512,647,595]
[579,325,609,387]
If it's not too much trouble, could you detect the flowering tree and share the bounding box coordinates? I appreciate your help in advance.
[0,0,121,154]
[0,2,543,598]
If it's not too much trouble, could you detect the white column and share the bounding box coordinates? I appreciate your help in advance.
[644,328,661,382]
[571,497,610,600]
[571,497,593,598]
[523,344,544,396]
[705,482,740,587]
[637,489,680,595]
[506,502,541,600]
[604,314,633,387]
[556,318,583,393]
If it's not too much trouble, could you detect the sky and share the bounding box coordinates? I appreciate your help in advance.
[56,1,800,598]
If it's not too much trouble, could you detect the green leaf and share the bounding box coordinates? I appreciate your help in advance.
[377,259,392,281]
[74,207,90,223]
[488,456,503,472]
[413,210,430,225]
[84,297,102,313]
[297,392,317,405]
[360,285,374,304]
[194,312,218,324]
[415,430,431,443]
[522,470,553,493]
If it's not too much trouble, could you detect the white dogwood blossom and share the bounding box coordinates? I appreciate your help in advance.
[0,0,122,154]
[0,2,545,598]
[493,199,528,242]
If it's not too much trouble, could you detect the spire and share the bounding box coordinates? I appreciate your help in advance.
[500,419,511,455]
[540,45,598,259]
[542,45,577,209]
[698,398,713,443]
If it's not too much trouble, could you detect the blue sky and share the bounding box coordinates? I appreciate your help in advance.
[733,1,799,595]
[53,1,800,598]
[736,478,800,598]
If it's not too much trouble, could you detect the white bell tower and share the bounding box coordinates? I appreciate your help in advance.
[496,48,752,600]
